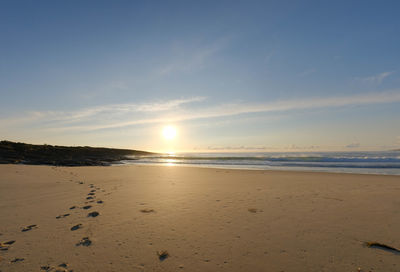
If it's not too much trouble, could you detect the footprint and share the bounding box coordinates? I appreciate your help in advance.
[76,237,92,246]
[87,193,95,196]
[87,211,99,218]
[70,224,82,231]
[82,205,92,210]
[0,241,14,251]
[56,214,70,219]
[86,196,94,200]
[90,189,96,193]
[58,263,68,268]
[21,224,38,232]
[40,262,71,272]
[11,258,24,263]
[157,250,169,261]
[0,245,9,251]
[69,206,77,210]
[140,209,155,213]
[96,200,103,204]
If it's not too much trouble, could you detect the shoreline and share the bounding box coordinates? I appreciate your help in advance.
[1,164,400,271]
[121,150,400,176]
[5,162,400,175]
[115,162,400,177]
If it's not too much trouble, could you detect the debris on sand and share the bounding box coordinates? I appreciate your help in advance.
[364,241,400,254]
[157,250,169,261]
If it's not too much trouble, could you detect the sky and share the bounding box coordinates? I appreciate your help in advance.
[1,0,400,152]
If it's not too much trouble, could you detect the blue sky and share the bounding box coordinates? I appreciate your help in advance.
[1,0,400,152]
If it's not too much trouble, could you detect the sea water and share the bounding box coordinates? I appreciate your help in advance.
[121,151,400,175]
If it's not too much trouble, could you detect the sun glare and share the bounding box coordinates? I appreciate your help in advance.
[162,126,177,140]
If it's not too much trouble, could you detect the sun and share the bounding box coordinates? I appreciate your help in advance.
[162,125,177,140]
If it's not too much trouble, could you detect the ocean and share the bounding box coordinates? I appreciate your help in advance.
[120,151,400,175]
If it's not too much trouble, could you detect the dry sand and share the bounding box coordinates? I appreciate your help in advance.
[0,164,400,272]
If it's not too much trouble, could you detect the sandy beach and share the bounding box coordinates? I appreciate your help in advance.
[0,164,400,272]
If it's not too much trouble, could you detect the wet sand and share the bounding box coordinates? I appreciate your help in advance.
[0,164,399,271]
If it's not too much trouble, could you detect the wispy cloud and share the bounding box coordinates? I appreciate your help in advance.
[2,91,400,132]
[157,38,228,75]
[159,46,219,75]
[0,97,205,130]
[134,97,205,112]
[355,71,395,84]
[194,144,320,151]
[35,97,206,123]
[345,142,360,148]
[194,145,273,151]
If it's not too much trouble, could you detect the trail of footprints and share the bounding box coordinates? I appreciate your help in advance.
[59,182,106,249]
[0,176,108,271]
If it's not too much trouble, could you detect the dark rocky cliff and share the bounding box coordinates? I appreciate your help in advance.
[0,140,153,166]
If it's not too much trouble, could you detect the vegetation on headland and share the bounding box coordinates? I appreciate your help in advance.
[0,140,153,166]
